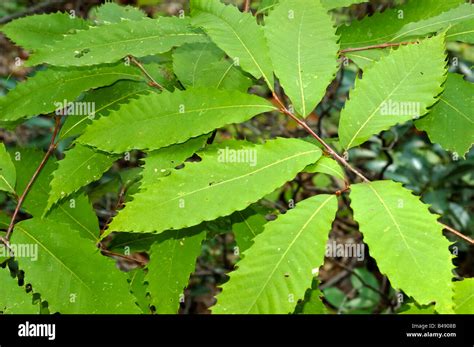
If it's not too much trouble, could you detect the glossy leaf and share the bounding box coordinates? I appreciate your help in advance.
[338,35,446,149]
[213,194,337,314]
[0,63,144,122]
[146,227,205,313]
[416,73,474,157]
[350,181,454,313]
[106,138,322,235]
[78,88,276,153]
[46,144,119,212]
[191,0,274,87]
[265,0,339,117]
[0,269,39,314]
[12,218,141,313]
[27,17,207,66]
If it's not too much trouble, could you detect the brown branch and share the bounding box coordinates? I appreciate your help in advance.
[272,92,368,184]
[99,184,127,237]
[244,0,251,12]
[3,116,62,243]
[100,248,147,266]
[340,41,419,54]
[271,92,471,244]
[128,55,164,90]
[440,222,474,245]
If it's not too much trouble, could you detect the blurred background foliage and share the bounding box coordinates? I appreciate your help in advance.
[0,0,472,314]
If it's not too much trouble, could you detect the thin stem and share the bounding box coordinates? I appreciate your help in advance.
[128,55,164,90]
[99,184,127,237]
[340,41,419,54]
[100,248,147,266]
[440,222,474,245]
[272,92,369,183]
[272,92,471,244]
[244,0,251,12]
[4,115,62,241]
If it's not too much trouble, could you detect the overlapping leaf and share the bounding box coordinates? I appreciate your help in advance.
[265,0,339,117]
[0,63,144,122]
[46,144,119,212]
[106,138,322,235]
[0,269,39,314]
[1,12,89,51]
[12,218,140,313]
[416,73,474,157]
[0,143,16,194]
[338,0,465,49]
[338,34,447,150]
[91,2,147,24]
[173,42,252,91]
[191,0,274,88]
[78,88,276,153]
[350,181,454,313]
[59,81,154,140]
[230,206,268,253]
[146,226,205,313]
[304,156,345,181]
[12,148,99,240]
[213,194,337,314]
[27,17,207,66]
[453,278,473,314]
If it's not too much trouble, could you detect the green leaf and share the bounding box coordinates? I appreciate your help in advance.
[350,181,454,313]
[106,138,322,235]
[90,2,147,24]
[265,0,339,117]
[0,63,145,122]
[0,143,16,194]
[338,34,447,150]
[46,144,119,212]
[304,156,345,181]
[173,42,252,91]
[416,73,474,157]
[212,194,337,314]
[1,12,89,51]
[141,136,208,186]
[59,81,154,140]
[0,269,39,314]
[128,269,151,314]
[338,0,465,49]
[230,206,268,253]
[191,0,274,88]
[12,148,100,240]
[391,3,474,43]
[12,218,141,313]
[27,17,207,67]
[78,88,277,153]
[295,281,328,314]
[146,226,205,313]
[453,278,473,314]
[447,20,474,44]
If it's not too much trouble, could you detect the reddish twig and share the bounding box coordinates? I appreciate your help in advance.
[244,0,251,12]
[440,222,474,245]
[3,116,62,242]
[128,55,164,90]
[340,41,419,54]
[271,92,471,244]
[272,92,368,184]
